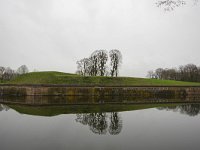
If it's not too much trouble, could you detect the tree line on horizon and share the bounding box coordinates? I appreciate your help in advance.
[0,65,29,82]
[76,49,122,77]
[147,64,200,82]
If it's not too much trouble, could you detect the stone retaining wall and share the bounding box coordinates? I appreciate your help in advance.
[0,85,200,99]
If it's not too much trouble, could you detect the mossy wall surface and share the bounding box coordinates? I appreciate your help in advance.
[1,85,200,105]
[0,85,200,99]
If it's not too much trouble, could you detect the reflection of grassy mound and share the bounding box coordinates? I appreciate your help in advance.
[5,71,200,86]
[8,104,178,116]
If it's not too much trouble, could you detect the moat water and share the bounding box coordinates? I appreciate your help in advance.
[0,99,200,150]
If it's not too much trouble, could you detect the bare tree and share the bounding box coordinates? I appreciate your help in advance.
[76,51,99,76]
[76,58,91,76]
[147,70,156,78]
[183,64,198,82]
[2,67,15,80]
[109,49,122,77]
[90,51,99,76]
[0,66,5,82]
[97,50,108,76]
[76,60,84,76]
[155,68,164,79]
[17,65,29,75]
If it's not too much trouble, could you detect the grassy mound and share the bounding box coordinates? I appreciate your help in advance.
[3,71,200,86]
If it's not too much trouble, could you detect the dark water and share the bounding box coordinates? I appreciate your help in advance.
[1,102,200,150]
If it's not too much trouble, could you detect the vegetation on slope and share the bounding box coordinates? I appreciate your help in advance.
[4,71,200,86]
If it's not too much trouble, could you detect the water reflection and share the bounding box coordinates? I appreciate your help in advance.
[0,104,9,111]
[158,104,200,116]
[109,112,123,135]
[1,103,200,150]
[1,102,200,137]
[76,112,122,135]
[76,113,108,135]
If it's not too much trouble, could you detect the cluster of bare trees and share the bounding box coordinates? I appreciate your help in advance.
[76,50,122,77]
[0,65,29,82]
[147,64,200,82]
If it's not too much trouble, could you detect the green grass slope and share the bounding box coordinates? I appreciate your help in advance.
[4,71,200,86]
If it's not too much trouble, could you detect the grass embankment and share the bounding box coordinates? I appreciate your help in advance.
[3,71,200,86]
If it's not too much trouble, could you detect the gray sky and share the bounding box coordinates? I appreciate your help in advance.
[0,0,200,77]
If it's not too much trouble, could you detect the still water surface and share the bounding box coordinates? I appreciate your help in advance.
[0,103,200,150]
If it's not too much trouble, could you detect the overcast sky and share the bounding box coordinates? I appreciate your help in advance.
[0,0,200,77]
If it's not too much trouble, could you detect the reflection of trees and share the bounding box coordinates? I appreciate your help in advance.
[89,113,108,135]
[158,104,200,116]
[156,0,198,11]
[76,112,122,135]
[76,113,108,135]
[0,104,9,111]
[0,104,3,111]
[179,104,200,116]
[109,112,122,135]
